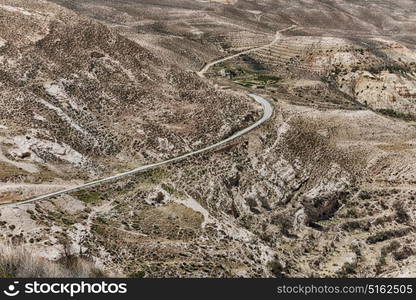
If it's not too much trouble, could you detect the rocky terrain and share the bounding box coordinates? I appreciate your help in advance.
[1,0,416,278]
[0,0,259,203]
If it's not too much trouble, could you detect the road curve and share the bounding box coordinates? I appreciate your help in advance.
[2,94,272,207]
[1,25,297,208]
[197,25,296,77]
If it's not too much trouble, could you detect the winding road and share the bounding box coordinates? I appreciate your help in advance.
[198,25,296,77]
[7,94,272,207]
[1,26,298,207]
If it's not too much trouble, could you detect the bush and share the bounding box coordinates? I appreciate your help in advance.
[345,208,358,218]
[358,191,371,200]
[366,228,411,244]
[128,270,146,278]
[375,254,387,275]
[393,246,414,261]
[73,190,104,205]
[381,240,401,256]
[367,64,411,74]
[393,201,410,224]
[336,262,357,277]
[350,244,362,258]
[376,109,416,122]
[267,258,284,277]
[271,214,293,236]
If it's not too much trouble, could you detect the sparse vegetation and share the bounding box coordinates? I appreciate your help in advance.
[267,258,284,277]
[393,246,414,261]
[72,190,104,205]
[0,162,29,181]
[366,228,412,244]
[128,270,146,278]
[367,64,412,75]
[376,109,416,121]
[393,201,410,224]
[0,0,416,279]
[135,169,169,186]
[0,244,106,278]
[336,262,357,277]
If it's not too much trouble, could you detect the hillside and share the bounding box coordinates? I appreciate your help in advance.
[0,0,416,278]
[49,0,416,114]
[0,0,258,202]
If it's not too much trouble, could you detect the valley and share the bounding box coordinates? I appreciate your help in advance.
[0,0,416,278]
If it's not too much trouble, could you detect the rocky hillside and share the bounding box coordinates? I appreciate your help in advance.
[0,0,416,278]
[51,0,416,117]
[0,0,258,202]
[4,91,416,277]
[238,35,416,116]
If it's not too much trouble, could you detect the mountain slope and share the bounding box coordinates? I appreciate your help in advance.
[0,0,259,202]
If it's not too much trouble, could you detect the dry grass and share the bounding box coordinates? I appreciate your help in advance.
[0,191,21,204]
[0,162,28,181]
[0,244,107,278]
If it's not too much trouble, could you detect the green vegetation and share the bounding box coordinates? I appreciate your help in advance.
[161,183,185,198]
[267,258,284,277]
[393,201,410,224]
[367,232,391,244]
[72,190,104,205]
[234,73,281,88]
[366,228,411,244]
[377,109,416,122]
[375,254,387,275]
[345,208,358,218]
[341,220,370,232]
[0,162,28,181]
[254,74,281,83]
[135,168,169,185]
[367,64,412,75]
[215,63,281,88]
[235,66,257,74]
[336,262,358,277]
[46,210,88,226]
[350,244,362,259]
[128,270,146,278]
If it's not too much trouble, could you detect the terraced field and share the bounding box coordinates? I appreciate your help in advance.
[247,36,400,73]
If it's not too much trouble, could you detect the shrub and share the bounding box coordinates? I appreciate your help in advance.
[350,244,362,258]
[128,270,146,278]
[375,254,387,275]
[393,201,410,224]
[393,246,414,261]
[346,208,358,218]
[336,262,357,277]
[366,228,411,244]
[267,258,284,277]
[73,190,104,205]
[271,214,293,236]
[376,109,416,122]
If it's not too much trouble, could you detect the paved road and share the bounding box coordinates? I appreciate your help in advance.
[197,25,296,77]
[1,25,296,208]
[2,94,272,207]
